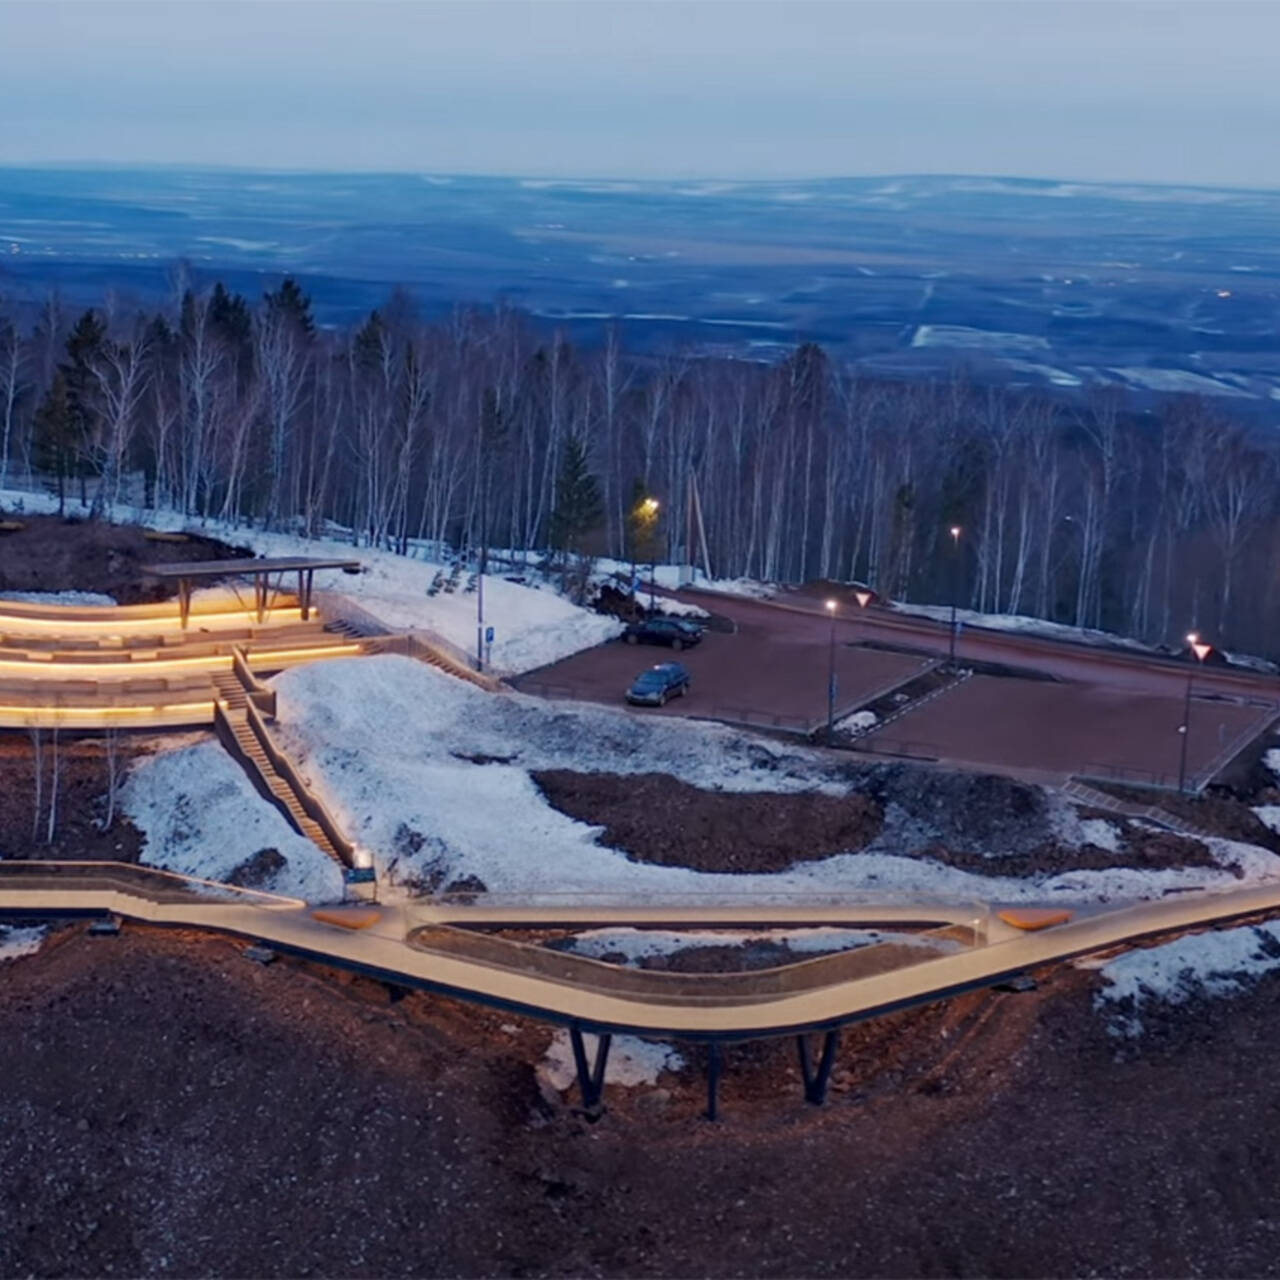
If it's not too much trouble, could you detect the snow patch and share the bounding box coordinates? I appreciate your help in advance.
[121,739,344,902]
[1253,805,1280,835]
[653,600,710,619]
[836,709,878,734]
[541,1029,683,1090]
[0,925,46,962]
[1091,922,1280,1036]
[561,926,953,964]
[0,590,117,606]
[889,601,1155,652]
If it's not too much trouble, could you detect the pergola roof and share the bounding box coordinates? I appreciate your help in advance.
[144,556,361,578]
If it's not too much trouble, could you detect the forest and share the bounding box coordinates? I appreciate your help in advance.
[0,277,1277,656]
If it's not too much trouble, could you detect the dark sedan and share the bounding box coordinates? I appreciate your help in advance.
[622,616,704,650]
[625,662,692,706]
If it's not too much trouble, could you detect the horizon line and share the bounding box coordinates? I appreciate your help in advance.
[1,160,1278,197]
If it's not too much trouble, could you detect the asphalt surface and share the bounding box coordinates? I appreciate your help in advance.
[515,609,931,732]
[516,589,1280,786]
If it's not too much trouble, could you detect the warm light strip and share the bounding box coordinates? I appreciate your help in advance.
[0,654,235,678]
[0,641,359,681]
[0,608,308,635]
[0,701,215,719]
[248,644,363,662]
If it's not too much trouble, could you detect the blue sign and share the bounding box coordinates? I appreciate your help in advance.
[485,625,495,644]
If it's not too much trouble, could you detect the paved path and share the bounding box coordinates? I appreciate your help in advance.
[5,863,1279,1040]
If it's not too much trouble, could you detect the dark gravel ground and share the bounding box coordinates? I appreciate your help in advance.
[532,769,883,873]
[0,736,146,863]
[0,512,247,602]
[3,924,1280,1277]
[532,765,1224,880]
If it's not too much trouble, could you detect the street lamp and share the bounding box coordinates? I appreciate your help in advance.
[825,598,838,741]
[630,496,660,609]
[1177,631,1214,794]
[948,526,962,668]
[644,498,660,611]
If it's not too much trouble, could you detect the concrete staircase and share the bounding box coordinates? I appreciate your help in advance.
[1062,777,1215,840]
[212,672,344,866]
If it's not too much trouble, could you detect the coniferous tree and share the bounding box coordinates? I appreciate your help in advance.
[32,372,75,514]
[550,436,603,552]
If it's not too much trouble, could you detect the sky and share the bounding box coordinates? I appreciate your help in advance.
[1,0,1277,187]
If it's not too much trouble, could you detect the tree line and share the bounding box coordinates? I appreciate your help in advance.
[1,278,1278,656]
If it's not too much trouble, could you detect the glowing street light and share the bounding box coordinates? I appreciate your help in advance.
[1177,630,1214,794]
[644,498,661,609]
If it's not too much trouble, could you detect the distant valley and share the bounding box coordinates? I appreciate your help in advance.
[2,167,1279,414]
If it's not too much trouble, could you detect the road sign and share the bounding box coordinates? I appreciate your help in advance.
[485,625,495,644]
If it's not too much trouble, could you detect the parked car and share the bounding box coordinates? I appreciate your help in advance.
[622,616,704,650]
[626,662,692,706]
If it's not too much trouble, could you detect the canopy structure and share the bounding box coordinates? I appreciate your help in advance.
[144,556,361,627]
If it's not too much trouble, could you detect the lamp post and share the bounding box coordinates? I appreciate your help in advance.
[645,498,661,611]
[1177,631,1213,794]
[825,598,838,741]
[948,525,962,668]
[631,496,659,611]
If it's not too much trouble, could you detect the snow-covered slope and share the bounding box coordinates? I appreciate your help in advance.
[121,738,344,901]
[267,655,1280,904]
[0,488,620,675]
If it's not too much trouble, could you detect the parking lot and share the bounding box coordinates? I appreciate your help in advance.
[512,611,931,733]
[514,594,1280,788]
[856,673,1277,788]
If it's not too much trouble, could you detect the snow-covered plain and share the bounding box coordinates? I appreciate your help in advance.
[121,738,344,901]
[1091,922,1280,1036]
[269,655,1280,905]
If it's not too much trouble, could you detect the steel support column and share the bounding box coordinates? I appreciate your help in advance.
[796,1030,841,1105]
[569,1025,612,1112]
[705,1041,722,1122]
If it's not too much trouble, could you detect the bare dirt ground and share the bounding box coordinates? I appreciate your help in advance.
[0,735,145,862]
[0,513,248,601]
[532,767,1220,879]
[3,923,1280,1277]
[532,770,883,873]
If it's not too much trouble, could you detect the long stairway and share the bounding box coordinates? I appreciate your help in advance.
[1061,777,1215,840]
[212,672,345,866]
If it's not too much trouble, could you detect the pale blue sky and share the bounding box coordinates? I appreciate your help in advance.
[1,0,1276,186]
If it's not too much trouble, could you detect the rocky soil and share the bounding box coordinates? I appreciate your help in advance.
[0,512,247,601]
[3,924,1280,1276]
[534,763,1223,879]
[532,770,883,873]
[0,735,145,862]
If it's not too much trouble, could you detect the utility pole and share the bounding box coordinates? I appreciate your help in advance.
[1178,632,1213,793]
[825,598,837,741]
[475,544,486,672]
[948,525,962,669]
